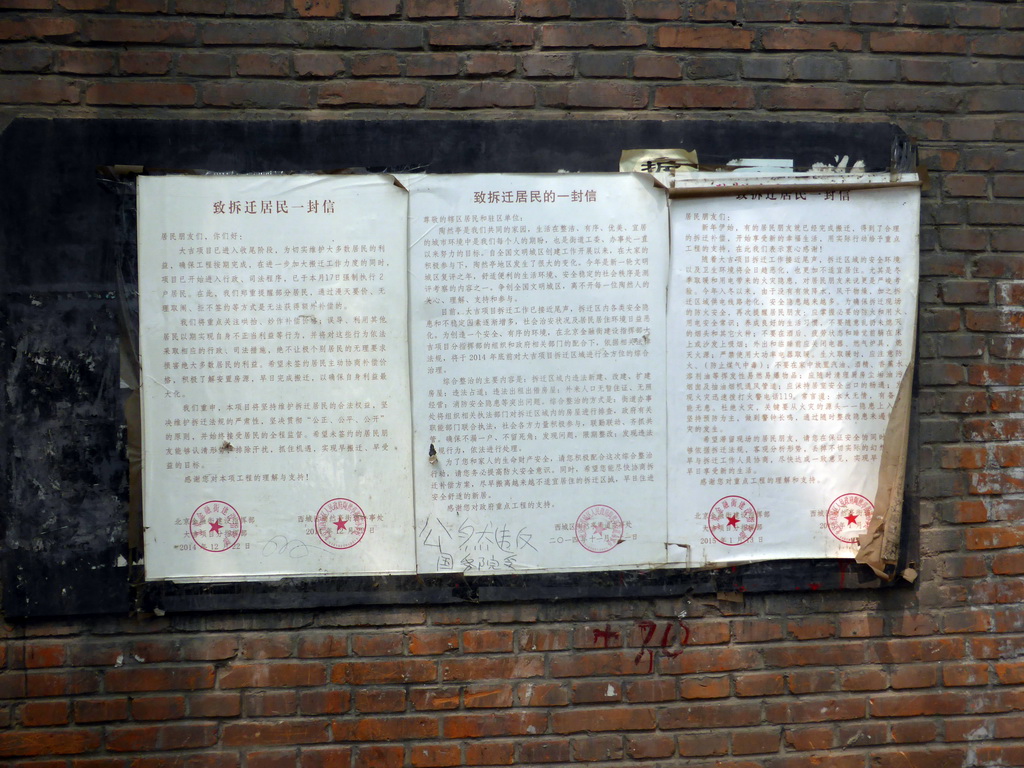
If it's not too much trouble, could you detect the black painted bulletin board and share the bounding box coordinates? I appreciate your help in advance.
[0,119,917,618]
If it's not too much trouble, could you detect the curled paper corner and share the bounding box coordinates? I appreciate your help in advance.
[855,363,914,581]
[620,148,699,188]
[902,567,919,584]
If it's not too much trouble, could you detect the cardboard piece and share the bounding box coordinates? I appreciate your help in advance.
[856,363,914,580]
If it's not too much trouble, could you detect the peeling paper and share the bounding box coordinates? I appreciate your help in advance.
[670,171,921,198]
[856,364,914,580]
[619,148,698,187]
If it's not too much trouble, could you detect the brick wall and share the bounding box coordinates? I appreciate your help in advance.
[2,1,1023,766]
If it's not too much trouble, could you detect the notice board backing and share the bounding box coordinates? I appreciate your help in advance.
[0,118,918,618]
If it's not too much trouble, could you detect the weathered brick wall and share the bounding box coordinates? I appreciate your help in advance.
[1,1,1023,766]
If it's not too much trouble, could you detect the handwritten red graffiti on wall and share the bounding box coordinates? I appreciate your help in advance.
[589,621,691,673]
[633,620,690,673]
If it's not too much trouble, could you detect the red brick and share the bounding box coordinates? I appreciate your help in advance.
[465,0,514,16]
[0,76,79,103]
[871,30,966,54]
[19,701,69,727]
[872,748,967,768]
[546,82,647,109]
[189,692,242,718]
[84,18,195,44]
[409,631,459,655]
[655,26,752,50]
[678,731,729,756]
[552,706,655,733]
[349,0,399,15]
[220,662,325,688]
[732,727,781,755]
[349,52,400,77]
[298,690,350,716]
[55,49,115,74]
[319,82,425,107]
[891,719,940,744]
[655,84,753,108]
[0,730,101,757]
[518,739,570,763]
[351,633,404,656]
[660,702,760,729]
[462,51,514,75]
[442,656,543,681]
[625,733,675,759]
[354,688,406,713]
[104,665,214,693]
[410,744,460,768]
[634,0,681,20]
[354,745,403,768]
[235,52,290,78]
[966,525,1024,550]
[203,81,310,108]
[131,695,185,721]
[293,52,344,78]
[788,669,837,694]
[890,664,939,689]
[443,711,547,738]
[661,646,760,674]
[520,0,568,17]
[462,629,514,653]
[838,616,883,638]
[625,678,676,702]
[178,51,231,76]
[540,23,645,48]
[943,662,989,687]
[408,0,457,17]
[0,16,77,39]
[679,676,729,699]
[223,720,329,747]
[430,23,534,48]
[869,692,969,717]
[245,691,298,717]
[464,741,514,766]
[572,733,623,762]
[785,725,834,750]
[296,633,347,659]
[766,697,865,723]
[516,681,569,707]
[106,724,218,752]
[86,81,194,106]
[762,28,862,51]
[764,86,861,110]
[120,50,172,75]
[293,0,341,16]
[464,683,513,708]
[74,697,129,723]
[333,715,438,742]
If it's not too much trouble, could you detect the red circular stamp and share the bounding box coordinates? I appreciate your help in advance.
[827,493,873,544]
[315,498,367,550]
[190,500,242,553]
[575,505,624,553]
[708,495,757,546]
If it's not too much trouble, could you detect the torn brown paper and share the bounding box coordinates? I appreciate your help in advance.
[856,363,913,580]
[619,148,698,187]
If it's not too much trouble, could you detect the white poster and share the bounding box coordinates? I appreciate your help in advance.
[667,185,919,566]
[137,172,919,583]
[405,174,670,574]
[138,175,415,580]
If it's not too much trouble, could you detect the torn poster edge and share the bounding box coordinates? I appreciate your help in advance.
[856,362,914,581]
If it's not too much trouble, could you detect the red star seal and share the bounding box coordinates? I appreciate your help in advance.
[726,514,740,528]
[334,517,348,531]
[209,519,223,534]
